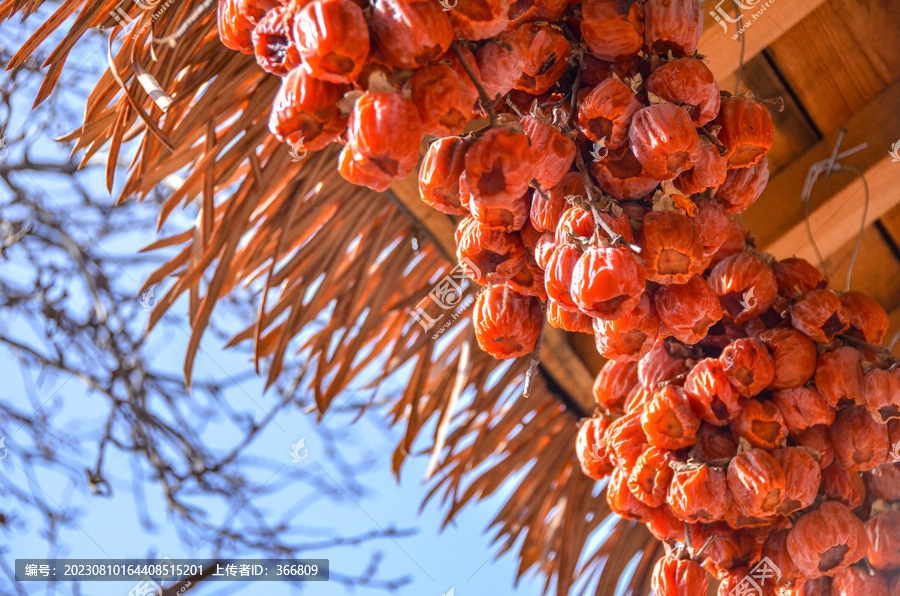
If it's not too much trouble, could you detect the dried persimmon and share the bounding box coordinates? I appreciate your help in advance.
[641,385,700,450]
[683,357,741,426]
[829,405,890,472]
[863,368,900,422]
[771,447,820,515]
[732,398,788,450]
[645,58,720,126]
[577,78,641,149]
[577,417,614,479]
[640,210,704,284]
[667,463,729,524]
[628,446,675,507]
[791,289,849,344]
[758,327,818,390]
[651,554,709,596]
[865,510,900,571]
[593,292,659,360]
[630,104,702,180]
[719,338,776,397]
[571,246,646,319]
[708,252,778,323]
[472,285,541,359]
[787,501,868,578]
[727,449,786,518]
[840,291,889,345]
[581,0,644,62]
[294,0,368,82]
[593,359,639,412]
[642,0,702,57]
[419,137,472,216]
[714,96,774,169]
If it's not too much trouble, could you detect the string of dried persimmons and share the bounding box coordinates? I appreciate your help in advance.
[217,0,900,593]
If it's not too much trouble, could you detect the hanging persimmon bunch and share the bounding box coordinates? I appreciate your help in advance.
[216,0,782,360]
[215,0,900,592]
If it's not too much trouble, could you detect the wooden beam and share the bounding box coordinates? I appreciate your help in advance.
[823,228,900,313]
[764,0,900,133]
[699,0,826,78]
[745,78,900,263]
[390,172,597,413]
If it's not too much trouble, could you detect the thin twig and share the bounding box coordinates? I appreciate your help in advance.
[693,536,731,560]
[505,95,525,118]
[450,41,497,127]
[523,301,548,398]
[838,334,900,366]
[683,522,694,556]
[532,179,551,201]
[567,61,583,130]
[572,149,642,253]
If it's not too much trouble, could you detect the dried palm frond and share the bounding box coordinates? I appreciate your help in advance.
[1,2,663,593]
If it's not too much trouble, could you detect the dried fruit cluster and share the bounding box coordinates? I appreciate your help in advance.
[217,0,775,361]
[581,297,900,594]
[216,0,900,593]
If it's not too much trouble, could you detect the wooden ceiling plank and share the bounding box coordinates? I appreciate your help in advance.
[877,202,900,253]
[699,0,827,78]
[389,172,597,412]
[824,228,900,313]
[745,78,900,263]
[764,0,900,133]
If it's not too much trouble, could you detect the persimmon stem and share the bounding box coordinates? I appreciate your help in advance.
[837,333,900,366]
[693,535,730,560]
[450,41,498,127]
[523,301,547,399]
[506,96,525,118]
[567,61,583,130]
[683,522,694,557]
[698,127,727,157]
[573,149,642,254]
[532,179,551,202]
